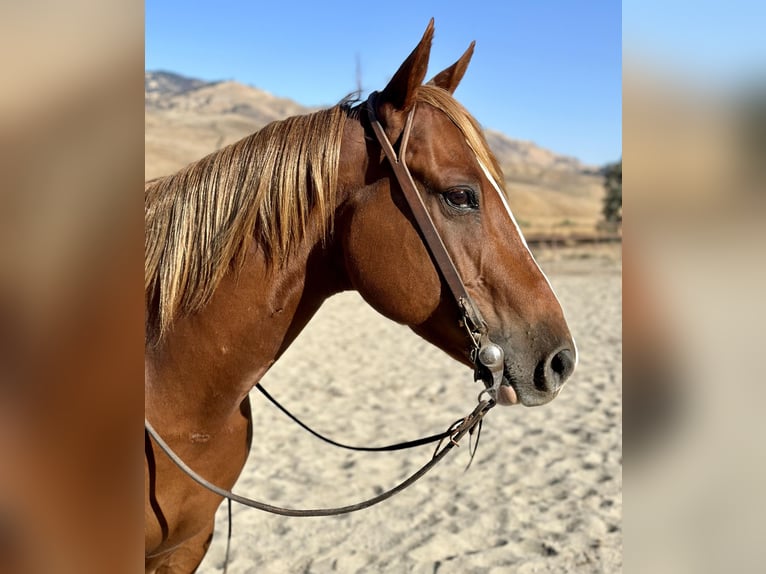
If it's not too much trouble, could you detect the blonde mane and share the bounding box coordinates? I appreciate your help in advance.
[145,105,346,342]
[145,86,504,343]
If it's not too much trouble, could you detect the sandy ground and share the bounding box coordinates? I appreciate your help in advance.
[197,246,622,573]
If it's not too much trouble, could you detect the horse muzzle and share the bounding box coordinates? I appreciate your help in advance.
[497,342,576,407]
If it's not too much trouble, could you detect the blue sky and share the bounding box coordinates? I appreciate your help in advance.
[624,0,766,85]
[146,1,622,166]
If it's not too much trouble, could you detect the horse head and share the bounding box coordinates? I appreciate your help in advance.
[339,21,576,406]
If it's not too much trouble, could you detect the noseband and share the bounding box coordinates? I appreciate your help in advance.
[366,92,506,400]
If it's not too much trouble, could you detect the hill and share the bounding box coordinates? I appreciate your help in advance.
[145,71,607,235]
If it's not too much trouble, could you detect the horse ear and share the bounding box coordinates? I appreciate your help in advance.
[427,41,475,94]
[378,19,435,112]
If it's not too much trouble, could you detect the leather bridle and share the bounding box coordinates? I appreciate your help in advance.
[366,91,507,397]
[144,92,508,519]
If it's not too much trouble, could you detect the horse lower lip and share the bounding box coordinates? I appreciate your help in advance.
[497,384,518,405]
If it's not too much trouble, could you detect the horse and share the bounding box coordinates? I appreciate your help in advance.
[145,20,576,573]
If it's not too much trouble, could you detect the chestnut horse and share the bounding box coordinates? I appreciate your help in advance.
[145,21,576,573]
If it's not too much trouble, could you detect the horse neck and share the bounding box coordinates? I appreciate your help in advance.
[146,230,349,434]
[145,114,369,432]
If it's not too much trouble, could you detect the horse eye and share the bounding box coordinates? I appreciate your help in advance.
[443,188,476,210]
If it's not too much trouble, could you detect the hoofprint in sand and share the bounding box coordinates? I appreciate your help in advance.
[197,247,621,573]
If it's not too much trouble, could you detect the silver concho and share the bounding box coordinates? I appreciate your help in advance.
[478,343,504,370]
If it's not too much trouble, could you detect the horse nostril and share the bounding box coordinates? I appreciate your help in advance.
[551,348,574,380]
[535,347,575,393]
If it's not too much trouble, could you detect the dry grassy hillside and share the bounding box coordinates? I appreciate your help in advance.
[146,72,608,236]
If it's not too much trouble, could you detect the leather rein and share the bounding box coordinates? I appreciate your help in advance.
[144,92,508,517]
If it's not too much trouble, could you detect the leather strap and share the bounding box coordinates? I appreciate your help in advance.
[144,400,493,517]
[366,93,488,341]
[255,382,453,452]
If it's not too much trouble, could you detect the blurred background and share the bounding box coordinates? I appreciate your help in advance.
[624,1,766,572]
[1,1,143,572]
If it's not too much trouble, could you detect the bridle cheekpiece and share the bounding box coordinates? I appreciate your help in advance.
[365,91,506,400]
